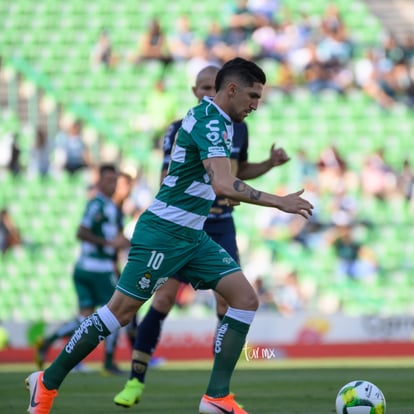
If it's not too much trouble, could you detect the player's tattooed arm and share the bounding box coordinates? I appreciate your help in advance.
[205,163,215,182]
[233,179,262,200]
[204,158,261,202]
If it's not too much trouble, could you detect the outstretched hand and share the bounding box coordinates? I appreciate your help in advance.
[270,143,290,167]
[278,189,314,219]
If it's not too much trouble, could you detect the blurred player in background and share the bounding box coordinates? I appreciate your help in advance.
[34,164,131,375]
[114,64,291,407]
[25,57,313,414]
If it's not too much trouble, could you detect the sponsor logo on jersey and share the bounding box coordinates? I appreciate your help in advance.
[208,146,227,158]
[206,120,221,145]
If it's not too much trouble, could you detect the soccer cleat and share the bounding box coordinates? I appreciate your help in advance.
[113,378,145,407]
[34,339,48,370]
[25,371,58,414]
[199,393,248,414]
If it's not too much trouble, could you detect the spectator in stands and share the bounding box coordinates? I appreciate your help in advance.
[257,185,311,259]
[274,269,306,314]
[168,15,197,62]
[220,0,259,60]
[353,48,396,108]
[186,39,220,82]
[0,208,22,255]
[401,33,414,62]
[327,224,378,282]
[251,21,285,62]
[372,34,414,107]
[90,29,118,69]
[396,158,414,204]
[304,42,347,94]
[129,18,172,67]
[360,148,397,201]
[292,180,325,249]
[273,60,296,94]
[317,24,353,67]
[320,3,346,40]
[328,184,359,228]
[203,21,238,65]
[388,56,414,107]
[253,275,277,310]
[291,148,318,185]
[381,33,405,66]
[28,128,50,177]
[226,0,260,42]
[247,0,280,26]
[54,120,91,175]
[7,133,21,176]
[317,144,348,193]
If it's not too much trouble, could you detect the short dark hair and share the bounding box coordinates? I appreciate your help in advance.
[215,57,266,91]
[99,164,117,176]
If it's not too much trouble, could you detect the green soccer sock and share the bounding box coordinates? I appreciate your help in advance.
[206,315,250,398]
[43,313,112,390]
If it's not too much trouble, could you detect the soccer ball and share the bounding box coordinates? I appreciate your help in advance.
[335,380,386,414]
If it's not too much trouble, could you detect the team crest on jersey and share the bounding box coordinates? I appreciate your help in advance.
[222,131,228,141]
[137,272,151,290]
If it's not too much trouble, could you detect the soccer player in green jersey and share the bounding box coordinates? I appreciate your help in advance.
[25,57,313,414]
[34,164,130,375]
[114,64,291,409]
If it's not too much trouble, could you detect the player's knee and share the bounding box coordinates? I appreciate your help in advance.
[117,308,138,327]
[229,291,259,311]
[107,295,142,327]
[246,293,259,311]
[240,289,259,311]
[152,290,175,313]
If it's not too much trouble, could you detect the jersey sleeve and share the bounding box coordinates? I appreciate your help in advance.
[80,199,101,228]
[192,117,232,161]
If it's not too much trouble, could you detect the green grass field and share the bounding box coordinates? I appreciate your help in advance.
[1,359,412,413]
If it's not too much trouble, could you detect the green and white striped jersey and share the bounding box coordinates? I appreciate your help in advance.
[145,96,234,239]
[76,193,123,272]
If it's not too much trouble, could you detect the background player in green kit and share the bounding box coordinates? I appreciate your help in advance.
[34,164,130,375]
[114,64,291,408]
[25,57,314,414]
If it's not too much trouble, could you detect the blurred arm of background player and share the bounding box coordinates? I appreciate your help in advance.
[77,226,130,249]
[237,142,290,180]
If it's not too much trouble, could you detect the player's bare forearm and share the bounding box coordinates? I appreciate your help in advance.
[232,180,313,219]
[77,226,108,246]
[204,157,313,218]
[237,145,290,180]
[237,159,274,180]
[233,179,262,201]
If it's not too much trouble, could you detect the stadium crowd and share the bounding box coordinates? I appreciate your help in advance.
[89,0,414,108]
